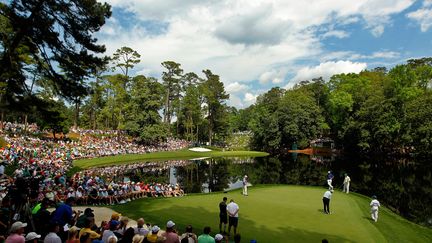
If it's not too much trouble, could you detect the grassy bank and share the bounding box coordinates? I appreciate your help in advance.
[74,150,269,169]
[112,185,432,243]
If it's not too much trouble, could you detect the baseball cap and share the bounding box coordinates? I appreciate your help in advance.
[25,232,41,241]
[215,234,223,241]
[166,220,175,228]
[111,213,121,219]
[151,225,160,233]
[110,220,120,228]
[10,221,27,232]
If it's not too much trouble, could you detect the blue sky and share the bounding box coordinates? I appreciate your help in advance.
[98,0,432,108]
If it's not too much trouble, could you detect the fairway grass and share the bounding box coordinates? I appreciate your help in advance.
[112,185,432,243]
[74,150,268,168]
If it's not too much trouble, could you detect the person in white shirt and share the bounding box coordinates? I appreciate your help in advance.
[226,199,239,235]
[343,174,351,194]
[322,190,333,214]
[242,175,248,196]
[370,195,381,222]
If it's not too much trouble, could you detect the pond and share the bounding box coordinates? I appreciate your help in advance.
[119,154,432,226]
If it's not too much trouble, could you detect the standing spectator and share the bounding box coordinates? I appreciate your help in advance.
[78,217,100,240]
[44,223,62,243]
[322,189,333,214]
[242,175,248,196]
[34,198,51,238]
[343,174,351,194]
[179,225,197,243]
[51,197,80,240]
[226,199,239,236]
[327,171,334,190]
[163,220,180,243]
[197,227,214,243]
[370,195,381,222]
[218,197,228,234]
[6,221,27,243]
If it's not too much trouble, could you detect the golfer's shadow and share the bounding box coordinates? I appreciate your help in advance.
[317,209,325,214]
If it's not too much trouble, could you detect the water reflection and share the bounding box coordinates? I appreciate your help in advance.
[114,155,431,226]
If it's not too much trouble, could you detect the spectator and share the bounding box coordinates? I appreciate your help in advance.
[214,234,223,243]
[179,225,197,243]
[66,226,80,243]
[78,217,100,240]
[132,234,144,243]
[118,227,134,243]
[134,218,149,236]
[227,200,239,236]
[76,208,94,228]
[51,197,80,240]
[163,220,179,243]
[25,232,41,243]
[6,221,27,243]
[197,227,214,243]
[44,223,61,243]
[145,226,160,243]
[102,220,119,243]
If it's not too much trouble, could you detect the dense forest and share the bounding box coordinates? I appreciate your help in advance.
[2,1,432,158]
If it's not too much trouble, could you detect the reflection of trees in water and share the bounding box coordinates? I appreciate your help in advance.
[176,162,207,193]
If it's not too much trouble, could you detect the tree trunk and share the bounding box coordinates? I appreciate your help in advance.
[164,86,171,123]
[24,115,28,134]
[74,99,80,129]
[0,110,4,131]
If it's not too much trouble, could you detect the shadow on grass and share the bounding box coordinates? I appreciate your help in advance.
[112,199,353,243]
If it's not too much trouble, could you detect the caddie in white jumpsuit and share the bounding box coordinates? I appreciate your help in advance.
[242,175,248,196]
[370,195,381,222]
[343,174,351,193]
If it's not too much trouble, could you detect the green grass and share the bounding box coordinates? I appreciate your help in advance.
[112,185,432,243]
[74,150,269,169]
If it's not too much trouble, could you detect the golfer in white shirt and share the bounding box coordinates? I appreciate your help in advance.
[343,174,351,193]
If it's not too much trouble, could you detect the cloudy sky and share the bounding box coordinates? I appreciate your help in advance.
[98,0,432,108]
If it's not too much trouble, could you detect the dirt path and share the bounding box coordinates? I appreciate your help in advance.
[74,206,137,227]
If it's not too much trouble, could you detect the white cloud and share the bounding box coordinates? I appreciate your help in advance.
[289,61,367,88]
[99,0,414,107]
[322,30,350,39]
[226,82,249,93]
[244,93,258,106]
[407,0,432,32]
[259,69,287,84]
[322,51,400,61]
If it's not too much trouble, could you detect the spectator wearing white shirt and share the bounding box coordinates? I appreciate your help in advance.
[370,195,381,222]
[226,199,239,236]
[242,175,248,196]
[322,190,333,214]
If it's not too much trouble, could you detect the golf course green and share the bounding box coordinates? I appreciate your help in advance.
[74,150,268,168]
[112,185,432,243]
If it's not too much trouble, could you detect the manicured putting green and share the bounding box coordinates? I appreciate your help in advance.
[112,185,432,243]
[74,150,268,168]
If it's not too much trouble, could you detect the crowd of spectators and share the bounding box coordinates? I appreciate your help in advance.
[3,200,242,243]
[0,122,202,242]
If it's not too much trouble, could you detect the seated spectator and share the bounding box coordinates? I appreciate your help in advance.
[197,227,214,243]
[118,227,134,243]
[132,234,144,243]
[179,225,197,243]
[78,217,100,240]
[66,226,80,243]
[145,226,161,243]
[163,220,179,243]
[134,218,149,236]
[44,223,61,243]
[6,221,27,243]
[25,232,41,243]
[214,234,223,243]
[102,220,119,243]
